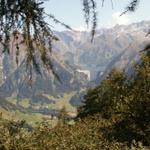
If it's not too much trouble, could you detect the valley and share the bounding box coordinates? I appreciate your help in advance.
[0,21,150,125]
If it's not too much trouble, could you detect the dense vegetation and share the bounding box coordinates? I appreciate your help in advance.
[0,52,149,150]
[0,0,149,149]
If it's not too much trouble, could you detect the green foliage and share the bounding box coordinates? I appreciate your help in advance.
[0,1,149,148]
[78,69,129,118]
[0,114,122,150]
[0,54,150,149]
[1,113,150,150]
[78,53,150,145]
[0,0,71,77]
[0,119,33,150]
[123,55,150,145]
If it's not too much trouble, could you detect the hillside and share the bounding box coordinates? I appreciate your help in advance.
[54,21,150,80]
[0,21,150,121]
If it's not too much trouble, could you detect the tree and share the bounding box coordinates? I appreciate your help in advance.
[124,54,150,144]
[78,69,129,118]
[0,0,71,78]
[77,51,150,145]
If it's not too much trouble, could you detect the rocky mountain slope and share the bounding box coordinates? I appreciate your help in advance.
[0,21,150,116]
[0,51,88,97]
[53,21,150,81]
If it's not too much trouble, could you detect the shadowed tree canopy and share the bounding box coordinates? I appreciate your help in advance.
[0,0,147,77]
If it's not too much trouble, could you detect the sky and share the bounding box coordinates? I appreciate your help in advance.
[43,0,150,31]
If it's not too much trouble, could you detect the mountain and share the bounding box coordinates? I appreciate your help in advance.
[0,51,88,96]
[0,21,150,118]
[0,47,88,118]
[53,21,150,81]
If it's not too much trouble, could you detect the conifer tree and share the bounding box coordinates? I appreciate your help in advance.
[0,0,71,77]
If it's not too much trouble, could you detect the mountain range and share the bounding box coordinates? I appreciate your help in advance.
[0,21,150,117]
[53,21,150,80]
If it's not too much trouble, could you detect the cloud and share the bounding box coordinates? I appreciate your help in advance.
[111,11,130,26]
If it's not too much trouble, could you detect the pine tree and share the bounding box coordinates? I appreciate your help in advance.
[0,0,70,77]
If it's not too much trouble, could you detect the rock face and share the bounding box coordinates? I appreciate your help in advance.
[53,21,150,80]
[0,21,150,105]
[0,50,88,99]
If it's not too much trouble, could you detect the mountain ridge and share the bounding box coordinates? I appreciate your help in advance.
[0,20,150,116]
[53,20,150,80]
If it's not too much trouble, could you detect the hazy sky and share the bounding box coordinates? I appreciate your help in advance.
[43,0,150,31]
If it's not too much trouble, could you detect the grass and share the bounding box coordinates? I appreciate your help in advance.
[0,107,57,127]
[1,91,79,126]
[43,91,77,112]
[56,92,76,112]
[6,97,17,105]
[19,99,30,108]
